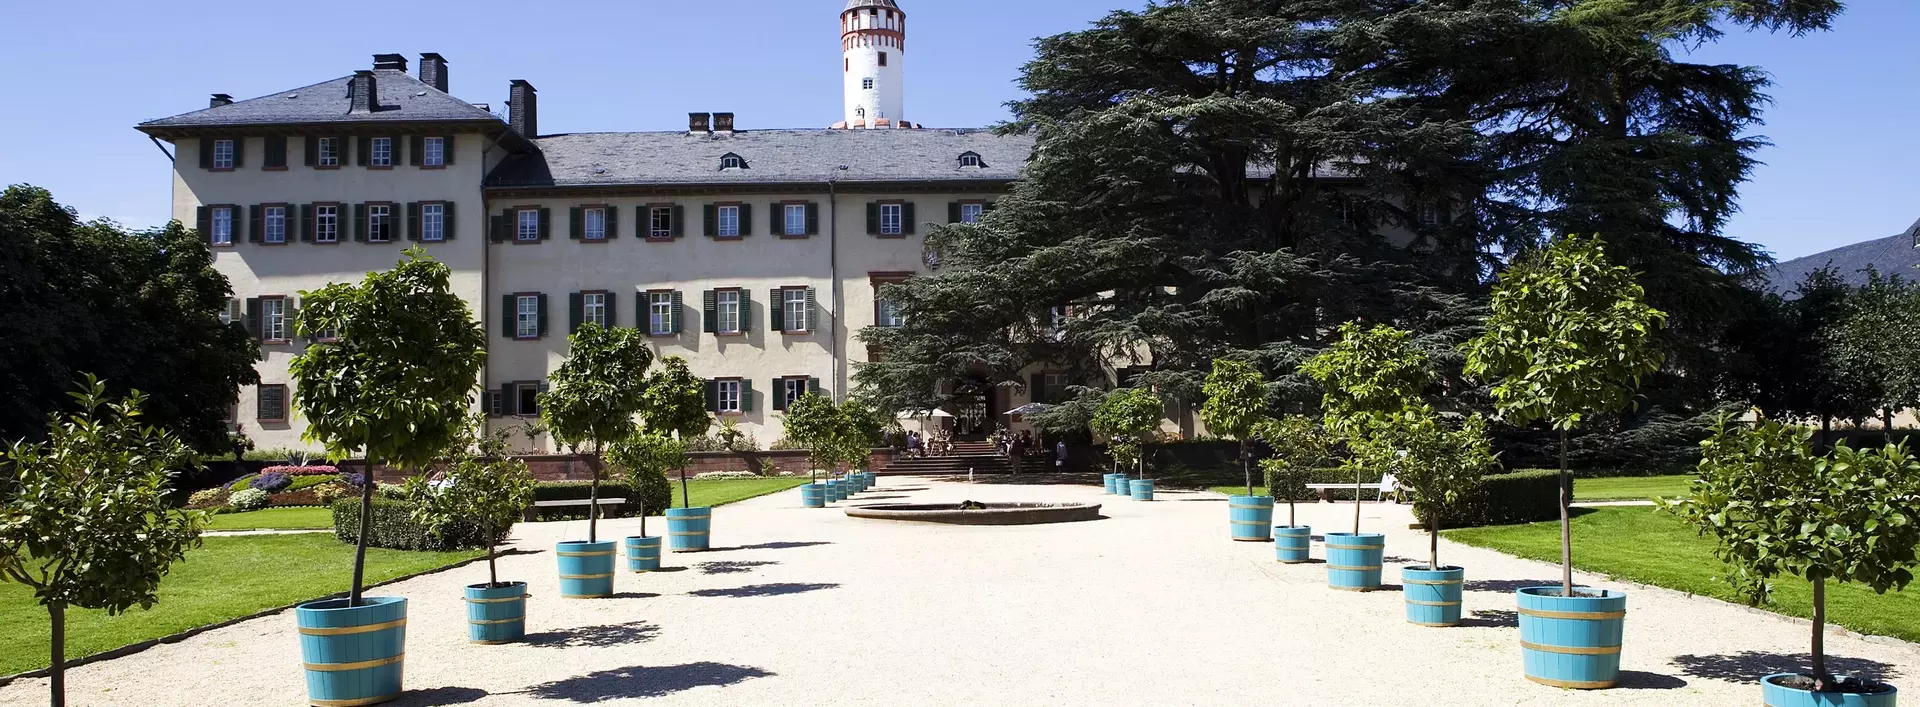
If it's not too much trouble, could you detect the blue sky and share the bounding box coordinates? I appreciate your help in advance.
[1,0,1912,262]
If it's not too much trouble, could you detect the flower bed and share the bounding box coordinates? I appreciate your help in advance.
[262,464,340,476]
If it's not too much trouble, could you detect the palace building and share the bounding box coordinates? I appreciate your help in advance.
[137,1,1038,452]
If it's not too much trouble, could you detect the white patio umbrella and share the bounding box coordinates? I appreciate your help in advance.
[1004,403,1053,416]
[895,409,955,419]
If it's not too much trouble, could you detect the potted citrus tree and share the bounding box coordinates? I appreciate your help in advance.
[288,247,486,706]
[1093,388,1163,500]
[783,392,840,508]
[642,356,716,551]
[1666,416,1917,706]
[1462,234,1664,689]
[1201,359,1273,542]
[405,419,537,644]
[606,431,679,572]
[1381,407,1495,626]
[1257,415,1331,563]
[1301,322,1430,592]
[540,322,654,598]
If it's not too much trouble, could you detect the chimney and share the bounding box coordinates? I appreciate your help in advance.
[509,80,538,138]
[418,53,449,93]
[349,70,378,114]
[713,112,735,133]
[372,53,408,72]
[688,112,712,134]
[209,93,233,109]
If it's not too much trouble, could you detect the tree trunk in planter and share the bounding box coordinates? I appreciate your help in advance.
[349,447,377,606]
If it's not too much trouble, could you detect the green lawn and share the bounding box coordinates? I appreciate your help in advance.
[201,506,335,531]
[1573,474,1693,502]
[1448,507,1920,642]
[671,477,811,509]
[0,534,479,676]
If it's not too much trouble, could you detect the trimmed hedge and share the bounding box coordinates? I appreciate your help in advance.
[332,497,498,551]
[1417,469,1565,529]
[531,480,672,521]
[1269,468,1383,502]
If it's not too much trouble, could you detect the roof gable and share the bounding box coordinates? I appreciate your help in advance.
[139,69,500,130]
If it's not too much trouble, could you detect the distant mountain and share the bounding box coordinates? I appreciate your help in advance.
[1764,218,1920,294]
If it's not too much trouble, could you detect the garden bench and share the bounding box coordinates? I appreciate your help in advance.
[525,497,627,522]
[1304,479,1400,503]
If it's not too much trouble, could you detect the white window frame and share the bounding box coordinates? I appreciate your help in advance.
[717,205,740,238]
[960,153,982,168]
[716,290,742,334]
[262,297,289,341]
[210,207,233,245]
[583,292,608,328]
[516,295,540,339]
[367,204,392,242]
[716,379,742,414]
[721,155,745,169]
[517,209,540,242]
[423,137,445,167]
[317,137,340,167]
[782,378,809,409]
[648,292,675,336]
[263,206,287,244]
[370,137,392,167]
[219,299,240,325]
[212,139,235,169]
[420,203,444,242]
[879,203,903,235]
[783,288,809,332]
[878,295,906,328]
[650,207,674,239]
[784,204,807,236]
[583,207,606,241]
[513,382,541,416]
[315,205,339,243]
[960,202,984,224]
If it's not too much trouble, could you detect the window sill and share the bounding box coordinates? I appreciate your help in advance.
[782,329,813,335]
[714,331,747,338]
[718,411,745,417]
[714,234,745,240]
[368,165,394,171]
[875,233,907,239]
[648,331,680,338]
[313,240,341,246]
[513,336,543,341]
[208,167,236,173]
[258,418,288,424]
[263,339,293,346]
[513,239,543,245]
[419,164,447,170]
[646,237,676,244]
[210,242,236,248]
[314,165,341,170]
[778,233,814,240]
[580,237,609,244]
[263,165,289,172]
[418,237,445,244]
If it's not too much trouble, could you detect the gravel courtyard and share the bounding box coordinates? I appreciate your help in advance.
[3,476,1915,706]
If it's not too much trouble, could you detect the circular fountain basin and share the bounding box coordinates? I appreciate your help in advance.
[844,502,1102,525]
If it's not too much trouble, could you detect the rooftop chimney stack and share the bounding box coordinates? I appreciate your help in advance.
[349,71,377,114]
[372,53,408,72]
[418,53,449,93]
[209,93,233,108]
[508,80,538,138]
[713,112,735,133]
[689,112,712,134]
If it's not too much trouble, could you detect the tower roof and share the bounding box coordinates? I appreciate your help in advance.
[843,0,899,11]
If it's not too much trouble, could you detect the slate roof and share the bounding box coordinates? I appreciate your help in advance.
[1765,218,1920,293]
[138,69,501,130]
[485,128,1036,188]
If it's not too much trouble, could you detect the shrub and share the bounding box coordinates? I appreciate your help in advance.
[1417,469,1564,529]
[227,473,259,492]
[378,483,407,499]
[312,482,351,505]
[284,474,339,493]
[186,487,229,510]
[332,497,494,551]
[532,480,670,520]
[263,464,341,476]
[228,488,270,512]
[692,470,762,480]
[250,472,292,493]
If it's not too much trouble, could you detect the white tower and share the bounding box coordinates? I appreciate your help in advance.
[839,0,908,129]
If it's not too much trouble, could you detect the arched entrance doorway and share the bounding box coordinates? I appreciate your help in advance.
[948,374,1002,440]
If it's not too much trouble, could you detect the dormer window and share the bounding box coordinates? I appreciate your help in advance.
[958,152,985,168]
[720,153,748,170]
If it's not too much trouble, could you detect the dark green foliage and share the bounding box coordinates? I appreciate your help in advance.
[1415,469,1565,530]
[0,185,259,453]
[331,498,492,552]
[530,481,669,521]
[1489,408,1723,475]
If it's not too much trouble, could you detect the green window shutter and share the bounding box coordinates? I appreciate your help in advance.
[741,290,753,331]
[809,377,822,397]
[773,379,787,412]
[353,203,368,242]
[248,205,263,243]
[1031,372,1046,404]
[740,203,753,236]
[771,204,785,235]
[703,204,717,237]
[232,138,246,169]
[949,202,962,223]
[704,380,720,412]
[769,289,785,332]
[635,292,647,329]
[605,292,618,328]
[672,291,684,333]
[741,378,755,413]
[405,203,420,241]
[605,205,618,240]
[303,136,318,166]
[198,139,213,169]
[672,205,685,237]
[444,202,456,240]
[300,204,315,242]
[409,136,424,166]
[265,136,287,168]
[807,203,820,235]
[702,290,718,333]
[806,287,819,332]
[538,208,552,240]
[903,202,917,234]
[499,383,514,414]
[356,137,371,167]
[568,292,584,333]
[502,295,516,338]
[489,213,505,243]
[442,136,456,165]
[537,293,550,337]
[195,206,211,242]
[865,202,879,234]
[244,298,262,338]
[569,206,583,240]
[481,391,494,417]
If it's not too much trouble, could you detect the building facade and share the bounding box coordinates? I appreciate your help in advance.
[139,6,1039,453]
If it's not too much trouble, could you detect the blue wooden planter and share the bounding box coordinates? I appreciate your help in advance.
[1402,566,1464,627]
[801,482,827,508]
[1274,525,1312,563]
[1325,532,1385,592]
[1128,479,1154,501]
[826,480,846,502]
[296,596,406,706]
[1103,474,1123,494]
[555,540,616,599]
[842,476,860,496]
[1229,496,1274,541]
[853,472,870,491]
[624,536,662,572]
[1518,587,1626,689]
[1762,674,1898,707]
[667,506,712,552]
[464,582,527,645]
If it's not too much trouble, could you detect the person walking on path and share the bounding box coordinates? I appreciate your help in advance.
[1055,439,1068,471]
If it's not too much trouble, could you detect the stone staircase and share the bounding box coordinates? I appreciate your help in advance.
[875,441,1016,476]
